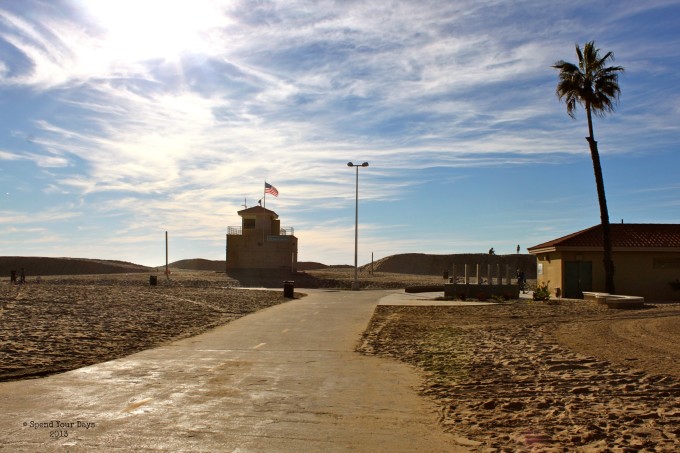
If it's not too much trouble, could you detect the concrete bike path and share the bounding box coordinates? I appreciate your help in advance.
[0,289,467,452]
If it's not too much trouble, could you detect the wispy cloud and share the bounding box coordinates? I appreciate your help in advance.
[1,1,679,264]
[0,208,79,225]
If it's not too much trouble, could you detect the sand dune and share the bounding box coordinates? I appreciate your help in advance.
[363,253,537,278]
[0,256,149,278]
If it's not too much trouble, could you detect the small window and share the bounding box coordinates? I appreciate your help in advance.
[243,218,256,229]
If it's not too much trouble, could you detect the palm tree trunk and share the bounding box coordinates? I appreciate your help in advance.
[585,106,616,293]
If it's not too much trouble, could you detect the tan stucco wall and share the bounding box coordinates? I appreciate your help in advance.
[243,214,277,235]
[536,250,680,301]
[226,234,298,271]
[536,255,562,296]
[614,252,680,300]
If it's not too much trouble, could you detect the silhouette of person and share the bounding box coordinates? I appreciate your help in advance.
[516,269,526,293]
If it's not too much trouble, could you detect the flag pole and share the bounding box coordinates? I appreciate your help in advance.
[262,181,267,244]
[262,179,267,209]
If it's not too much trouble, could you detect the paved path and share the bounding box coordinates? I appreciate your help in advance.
[0,289,466,452]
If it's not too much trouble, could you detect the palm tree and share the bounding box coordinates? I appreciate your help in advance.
[553,41,624,294]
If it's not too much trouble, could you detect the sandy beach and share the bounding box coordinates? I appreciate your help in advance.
[359,299,680,451]
[0,267,443,383]
[2,269,679,451]
[0,273,288,382]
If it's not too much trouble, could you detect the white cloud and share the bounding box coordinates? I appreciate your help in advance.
[0,150,23,161]
[1,1,679,265]
[0,208,80,225]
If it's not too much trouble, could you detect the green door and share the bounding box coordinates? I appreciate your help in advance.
[564,261,593,298]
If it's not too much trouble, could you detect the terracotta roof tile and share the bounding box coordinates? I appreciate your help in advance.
[528,224,680,251]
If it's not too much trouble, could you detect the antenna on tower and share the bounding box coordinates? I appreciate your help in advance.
[242,197,248,209]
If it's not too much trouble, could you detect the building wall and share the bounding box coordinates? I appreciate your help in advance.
[614,252,680,300]
[444,283,519,299]
[227,233,297,271]
[536,250,680,301]
[536,254,563,296]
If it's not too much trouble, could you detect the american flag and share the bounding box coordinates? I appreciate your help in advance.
[265,182,279,197]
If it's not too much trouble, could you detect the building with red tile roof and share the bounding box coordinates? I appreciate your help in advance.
[528,224,680,300]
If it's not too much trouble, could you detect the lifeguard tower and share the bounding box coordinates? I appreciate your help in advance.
[226,206,298,272]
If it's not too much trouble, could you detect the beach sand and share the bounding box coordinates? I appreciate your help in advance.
[2,270,679,450]
[0,268,436,383]
[0,273,288,382]
[359,299,680,452]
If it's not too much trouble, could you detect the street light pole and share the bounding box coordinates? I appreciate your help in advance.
[348,161,369,291]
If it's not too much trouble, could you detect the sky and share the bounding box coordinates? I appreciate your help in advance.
[1,1,679,267]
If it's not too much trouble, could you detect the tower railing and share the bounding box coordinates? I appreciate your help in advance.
[227,226,295,236]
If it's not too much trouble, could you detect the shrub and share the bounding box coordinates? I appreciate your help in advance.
[533,281,551,302]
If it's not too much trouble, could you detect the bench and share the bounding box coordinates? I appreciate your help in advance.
[583,292,645,309]
[601,294,645,309]
[582,291,610,301]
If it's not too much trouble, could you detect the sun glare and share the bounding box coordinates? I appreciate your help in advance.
[77,0,226,61]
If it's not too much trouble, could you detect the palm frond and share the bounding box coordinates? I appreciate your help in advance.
[552,41,624,118]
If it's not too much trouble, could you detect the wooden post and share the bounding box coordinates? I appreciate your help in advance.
[464,264,469,285]
[476,264,480,285]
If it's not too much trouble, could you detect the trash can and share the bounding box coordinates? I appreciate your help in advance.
[149,275,157,286]
[283,280,294,298]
